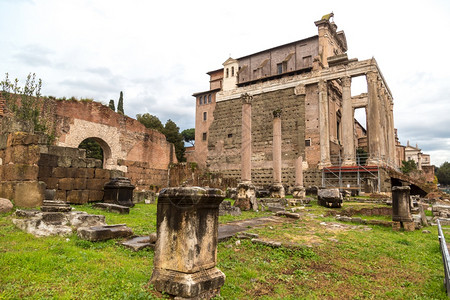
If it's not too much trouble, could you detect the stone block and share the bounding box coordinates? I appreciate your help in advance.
[7,132,39,146]
[38,153,58,167]
[14,181,45,207]
[55,190,67,201]
[58,178,74,191]
[0,198,13,213]
[0,182,14,199]
[57,156,72,168]
[133,190,156,204]
[3,164,39,181]
[95,168,111,179]
[5,145,40,165]
[53,167,67,178]
[38,166,53,178]
[93,203,130,214]
[66,190,89,204]
[75,168,87,178]
[88,190,104,202]
[73,178,86,190]
[86,178,107,190]
[72,158,87,168]
[77,224,133,241]
[41,177,58,189]
[67,211,106,228]
[120,235,155,251]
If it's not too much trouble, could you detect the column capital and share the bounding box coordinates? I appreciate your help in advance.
[272,109,282,118]
[341,76,352,87]
[241,93,253,105]
[318,79,327,92]
[366,71,378,83]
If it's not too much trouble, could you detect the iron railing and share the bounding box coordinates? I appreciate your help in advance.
[438,219,450,297]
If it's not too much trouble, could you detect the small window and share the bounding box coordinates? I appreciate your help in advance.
[305,139,311,147]
[202,132,207,141]
[199,97,202,105]
[208,94,212,103]
[203,112,207,121]
[228,133,233,138]
[204,95,207,104]
[277,63,283,75]
[231,66,235,77]
[226,68,229,78]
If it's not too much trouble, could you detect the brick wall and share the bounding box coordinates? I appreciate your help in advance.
[118,159,168,192]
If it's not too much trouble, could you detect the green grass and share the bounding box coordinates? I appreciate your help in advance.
[0,202,447,299]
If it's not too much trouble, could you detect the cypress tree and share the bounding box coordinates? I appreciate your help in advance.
[117,91,124,114]
[108,99,115,111]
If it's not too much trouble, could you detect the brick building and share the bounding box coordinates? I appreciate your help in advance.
[191,14,398,189]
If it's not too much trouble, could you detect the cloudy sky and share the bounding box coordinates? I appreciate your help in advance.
[1,0,449,166]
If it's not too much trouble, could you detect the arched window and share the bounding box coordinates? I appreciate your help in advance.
[231,66,235,77]
[204,95,207,104]
[226,68,229,78]
[199,97,202,105]
[208,94,212,103]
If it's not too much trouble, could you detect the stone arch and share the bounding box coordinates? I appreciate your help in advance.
[57,119,126,171]
[78,137,112,169]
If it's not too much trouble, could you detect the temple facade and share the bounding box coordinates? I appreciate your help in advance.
[191,14,398,189]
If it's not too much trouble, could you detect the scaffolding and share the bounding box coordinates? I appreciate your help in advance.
[321,153,399,193]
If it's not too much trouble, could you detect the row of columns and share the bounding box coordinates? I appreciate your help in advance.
[319,72,396,168]
[239,93,304,202]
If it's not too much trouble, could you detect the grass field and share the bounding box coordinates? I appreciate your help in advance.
[0,200,447,299]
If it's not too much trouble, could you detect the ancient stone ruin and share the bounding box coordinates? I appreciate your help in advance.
[150,187,226,299]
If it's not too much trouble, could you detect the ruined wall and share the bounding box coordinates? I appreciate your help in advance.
[117,159,167,192]
[207,87,305,187]
[49,100,174,171]
[37,146,116,204]
[0,131,46,207]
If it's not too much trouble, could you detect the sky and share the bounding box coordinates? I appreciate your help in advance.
[1,0,449,166]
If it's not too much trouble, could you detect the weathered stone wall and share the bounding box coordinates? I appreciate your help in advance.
[168,163,238,191]
[118,159,168,192]
[0,132,46,207]
[206,87,305,187]
[37,146,115,204]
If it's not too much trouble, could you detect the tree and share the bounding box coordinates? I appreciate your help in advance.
[108,99,115,111]
[117,91,124,114]
[181,128,195,146]
[436,162,450,185]
[78,138,103,160]
[162,119,185,162]
[1,72,45,131]
[136,113,164,132]
[401,160,417,174]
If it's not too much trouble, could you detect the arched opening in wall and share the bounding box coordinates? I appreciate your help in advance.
[78,137,112,169]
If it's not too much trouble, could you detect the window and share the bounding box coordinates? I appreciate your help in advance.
[277,63,283,74]
[231,66,235,77]
[226,68,229,78]
[305,139,311,147]
[203,112,207,121]
[204,95,207,104]
[228,133,233,138]
[202,132,207,141]
[199,97,202,105]
[208,94,212,103]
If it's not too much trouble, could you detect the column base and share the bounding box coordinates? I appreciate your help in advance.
[150,267,225,299]
[392,221,415,232]
[318,160,332,169]
[367,157,381,166]
[235,182,257,211]
[291,186,306,199]
[341,159,356,166]
[270,183,285,198]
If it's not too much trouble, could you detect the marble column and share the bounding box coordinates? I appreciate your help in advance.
[271,109,285,198]
[388,101,396,166]
[366,71,381,165]
[341,76,355,166]
[292,156,306,199]
[241,93,252,183]
[235,93,257,211]
[418,153,423,170]
[318,80,331,168]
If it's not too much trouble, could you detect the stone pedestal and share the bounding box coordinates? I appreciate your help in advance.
[235,182,257,211]
[103,177,135,207]
[392,186,414,231]
[150,187,226,299]
[270,183,285,198]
